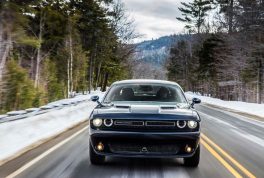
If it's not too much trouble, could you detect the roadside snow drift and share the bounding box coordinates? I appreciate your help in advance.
[0,92,104,162]
[185,92,264,118]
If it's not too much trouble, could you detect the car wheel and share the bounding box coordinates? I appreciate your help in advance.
[183,145,200,167]
[89,142,105,165]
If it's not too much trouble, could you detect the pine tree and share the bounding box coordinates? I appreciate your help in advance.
[216,0,240,33]
[42,59,64,101]
[238,0,264,103]
[0,0,136,111]
[197,34,231,96]
[2,60,40,111]
[177,0,213,34]
[167,40,191,90]
[0,0,38,82]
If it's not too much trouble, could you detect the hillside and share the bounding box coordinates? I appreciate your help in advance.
[134,35,187,67]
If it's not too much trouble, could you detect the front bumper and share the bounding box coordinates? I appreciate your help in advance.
[90,129,200,158]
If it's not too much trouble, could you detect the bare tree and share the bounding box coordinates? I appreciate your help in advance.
[0,5,13,82]
[111,0,140,43]
[98,0,141,91]
[66,20,74,98]
[34,10,45,88]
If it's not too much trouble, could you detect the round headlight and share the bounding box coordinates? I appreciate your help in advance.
[92,118,102,127]
[104,119,113,127]
[188,120,198,129]
[177,120,186,128]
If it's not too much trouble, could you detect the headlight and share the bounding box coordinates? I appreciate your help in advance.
[177,120,186,128]
[92,118,103,127]
[104,119,113,127]
[187,120,198,129]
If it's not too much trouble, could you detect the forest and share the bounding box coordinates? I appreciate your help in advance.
[0,0,137,113]
[1,0,263,113]
[167,0,264,103]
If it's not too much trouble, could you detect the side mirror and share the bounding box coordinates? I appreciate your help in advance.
[191,98,201,107]
[91,95,99,102]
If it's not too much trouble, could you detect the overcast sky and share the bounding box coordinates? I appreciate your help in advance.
[123,0,192,42]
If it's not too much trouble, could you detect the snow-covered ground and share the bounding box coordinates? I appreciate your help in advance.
[0,92,105,163]
[185,92,264,118]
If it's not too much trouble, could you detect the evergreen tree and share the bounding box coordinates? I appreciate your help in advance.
[2,60,41,112]
[167,40,191,90]
[238,0,264,103]
[177,0,213,34]
[42,59,64,101]
[198,34,230,96]
[0,0,137,111]
[216,0,240,33]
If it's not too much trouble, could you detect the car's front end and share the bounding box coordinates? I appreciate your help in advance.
[89,80,201,166]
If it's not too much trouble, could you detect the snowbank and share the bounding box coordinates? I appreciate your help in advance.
[0,92,105,162]
[46,90,105,107]
[185,92,264,118]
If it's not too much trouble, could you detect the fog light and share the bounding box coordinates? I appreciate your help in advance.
[96,142,104,151]
[185,145,192,153]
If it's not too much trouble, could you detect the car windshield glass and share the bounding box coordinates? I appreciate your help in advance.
[103,84,187,104]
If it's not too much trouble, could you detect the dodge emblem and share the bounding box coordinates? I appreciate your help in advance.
[141,147,148,152]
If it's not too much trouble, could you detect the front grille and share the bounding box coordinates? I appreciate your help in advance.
[99,119,199,132]
[145,121,175,127]
[109,143,179,154]
[115,105,130,109]
[160,106,176,110]
[114,120,175,127]
[114,120,144,126]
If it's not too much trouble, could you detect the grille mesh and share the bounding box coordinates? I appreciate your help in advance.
[145,121,175,127]
[109,143,179,154]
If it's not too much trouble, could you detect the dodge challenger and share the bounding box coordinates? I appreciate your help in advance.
[89,80,201,167]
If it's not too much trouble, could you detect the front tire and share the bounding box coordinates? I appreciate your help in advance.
[183,145,200,167]
[89,142,105,165]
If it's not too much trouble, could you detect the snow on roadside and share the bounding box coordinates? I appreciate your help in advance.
[47,90,105,106]
[185,92,264,118]
[0,92,105,162]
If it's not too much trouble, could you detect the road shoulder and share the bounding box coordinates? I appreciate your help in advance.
[0,121,88,177]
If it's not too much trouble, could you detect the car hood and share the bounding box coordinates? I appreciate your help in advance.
[92,104,200,121]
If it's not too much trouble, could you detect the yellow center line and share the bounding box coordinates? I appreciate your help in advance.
[201,139,242,178]
[202,134,256,178]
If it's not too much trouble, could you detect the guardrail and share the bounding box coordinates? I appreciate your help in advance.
[0,99,91,124]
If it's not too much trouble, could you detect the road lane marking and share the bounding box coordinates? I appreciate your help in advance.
[231,129,264,148]
[6,126,88,178]
[202,134,256,178]
[200,105,264,127]
[201,139,242,178]
[198,111,238,129]
[6,123,255,178]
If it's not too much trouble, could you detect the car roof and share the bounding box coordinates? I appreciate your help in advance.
[111,79,181,87]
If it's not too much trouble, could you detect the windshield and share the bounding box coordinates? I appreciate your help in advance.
[103,83,187,104]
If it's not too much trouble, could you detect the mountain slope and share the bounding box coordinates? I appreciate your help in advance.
[134,34,188,66]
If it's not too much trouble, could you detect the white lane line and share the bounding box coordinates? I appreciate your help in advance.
[201,105,264,128]
[199,111,238,129]
[6,126,88,178]
[231,129,264,148]
[199,111,264,148]
[226,112,264,128]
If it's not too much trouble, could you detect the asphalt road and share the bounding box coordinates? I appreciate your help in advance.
[1,104,264,178]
